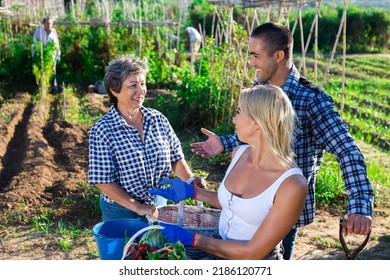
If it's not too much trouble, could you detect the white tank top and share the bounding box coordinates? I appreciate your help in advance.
[218,145,303,241]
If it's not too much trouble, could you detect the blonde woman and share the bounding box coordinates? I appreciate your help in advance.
[151,85,308,259]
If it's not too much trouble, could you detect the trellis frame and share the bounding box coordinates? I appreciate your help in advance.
[206,0,349,123]
[1,0,349,120]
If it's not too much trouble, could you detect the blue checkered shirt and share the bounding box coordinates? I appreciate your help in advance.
[220,65,374,228]
[88,105,184,204]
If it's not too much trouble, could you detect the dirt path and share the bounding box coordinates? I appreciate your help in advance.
[0,92,388,260]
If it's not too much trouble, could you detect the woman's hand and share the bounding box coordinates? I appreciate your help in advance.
[190,176,206,189]
[137,203,158,218]
[160,222,195,247]
[149,178,196,202]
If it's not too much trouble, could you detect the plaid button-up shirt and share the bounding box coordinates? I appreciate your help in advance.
[88,105,184,204]
[220,65,374,228]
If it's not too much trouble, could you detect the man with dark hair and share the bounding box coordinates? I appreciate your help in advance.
[190,22,374,260]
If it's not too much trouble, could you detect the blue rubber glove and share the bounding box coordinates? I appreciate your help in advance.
[149,178,195,202]
[160,222,195,247]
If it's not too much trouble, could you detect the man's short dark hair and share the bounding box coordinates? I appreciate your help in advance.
[251,22,293,61]
[42,17,52,24]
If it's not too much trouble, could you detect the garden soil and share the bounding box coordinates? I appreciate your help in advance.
[0,92,389,260]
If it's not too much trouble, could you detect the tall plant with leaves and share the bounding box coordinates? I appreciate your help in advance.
[32,41,57,94]
[170,23,251,134]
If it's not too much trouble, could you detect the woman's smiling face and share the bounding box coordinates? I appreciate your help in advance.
[112,73,147,110]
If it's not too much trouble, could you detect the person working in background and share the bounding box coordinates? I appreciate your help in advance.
[32,16,61,93]
[151,85,308,260]
[185,26,202,63]
[190,22,374,260]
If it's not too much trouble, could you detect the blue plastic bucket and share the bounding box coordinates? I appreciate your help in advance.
[92,219,149,260]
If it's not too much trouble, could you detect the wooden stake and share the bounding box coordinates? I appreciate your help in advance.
[298,4,306,77]
[321,2,348,88]
[314,0,319,84]
[341,0,348,120]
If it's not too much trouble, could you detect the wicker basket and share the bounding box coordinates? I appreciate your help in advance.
[156,201,221,238]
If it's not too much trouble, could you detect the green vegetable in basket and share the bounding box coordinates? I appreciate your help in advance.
[146,242,189,260]
[139,229,167,248]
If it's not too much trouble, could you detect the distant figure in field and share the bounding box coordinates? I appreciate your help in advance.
[32,16,61,93]
[185,27,202,63]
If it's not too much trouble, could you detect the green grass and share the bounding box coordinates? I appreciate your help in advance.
[61,85,104,125]
[305,54,390,206]
[312,55,390,206]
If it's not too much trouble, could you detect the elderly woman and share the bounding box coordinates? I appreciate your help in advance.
[88,55,198,222]
[151,85,308,259]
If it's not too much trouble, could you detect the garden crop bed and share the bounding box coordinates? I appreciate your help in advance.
[0,91,389,260]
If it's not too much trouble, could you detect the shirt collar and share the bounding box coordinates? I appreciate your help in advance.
[282,64,300,97]
[106,104,157,129]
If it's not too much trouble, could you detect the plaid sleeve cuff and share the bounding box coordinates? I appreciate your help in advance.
[220,134,242,153]
[347,197,374,218]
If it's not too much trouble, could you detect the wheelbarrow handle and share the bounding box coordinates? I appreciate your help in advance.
[339,218,371,260]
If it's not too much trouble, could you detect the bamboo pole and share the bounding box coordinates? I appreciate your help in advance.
[211,5,217,40]
[285,7,292,29]
[215,23,221,46]
[209,51,215,102]
[241,9,251,86]
[266,3,270,22]
[216,10,225,45]
[341,0,348,120]
[71,0,75,19]
[298,3,306,76]
[298,4,318,75]
[320,2,348,88]
[198,22,204,76]
[203,7,206,44]
[291,12,299,35]
[250,8,259,33]
[242,8,249,35]
[228,6,233,45]
[176,0,182,51]
[226,9,235,127]
[278,0,288,22]
[138,0,142,57]
[314,0,319,84]
[254,7,260,27]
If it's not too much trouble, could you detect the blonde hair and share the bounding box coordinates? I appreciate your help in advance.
[239,85,297,168]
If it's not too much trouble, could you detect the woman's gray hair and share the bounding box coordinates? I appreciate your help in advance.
[104,55,149,104]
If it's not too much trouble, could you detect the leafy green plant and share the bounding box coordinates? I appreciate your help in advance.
[56,237,72,253]
[314,236,331,249]
[312,154,347,207]
[0,204,29,226]
[61,85,104,125]
[78,182,101,216]
[32,208,54,235]
[0,28,35,87]
[32,41,57,94]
